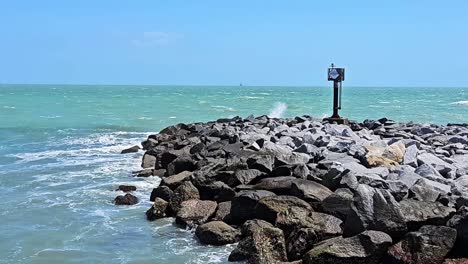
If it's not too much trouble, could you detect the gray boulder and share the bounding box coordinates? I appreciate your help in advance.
[230,190,276,224]
[146,197,168,221]
[321,188,354,220]
[175,199,217,228]
[303,230,392,264]
[399,199,455,230]
[195,221,241,245]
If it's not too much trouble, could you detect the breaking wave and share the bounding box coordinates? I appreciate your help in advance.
[268,102,287,118]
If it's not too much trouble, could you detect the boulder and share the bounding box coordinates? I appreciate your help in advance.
[286,212,343,261]
[230,190,276,224]
[212,201,232,223]
[443,260,468,264]
[168,181,200,213]
[364,142,406,168]
[343,184,407,238]
[141,153,157,168]
[408,178,442,202]
[121,145,140,154]
[150,186,173,202]
[229,219,288,264]
[166,157,196,176]
[253,176,296,195]
[175,199,217,228]
[146,198,168,221]
[116,185,136,192]
[399,199,455,230]
[417,152,456,177]
[247,154,274,173]
[161,171,192,189]
[303,230,392,264]
[114,193,138,205]
[254,195,313,232]
[195,221,241,245]
[135,168,154,177]
[195,180,236,202]
[403,144,419,167]
[385,225,457,264]
[321,188,354,220]
[290,179,332,208]
[447,206,468,257]
[223,169,264,186]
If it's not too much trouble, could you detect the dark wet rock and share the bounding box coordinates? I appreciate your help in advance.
[247,154,274,173]
[230,190,276,224]
[141,153,157,168]
[116,185,136,192]
[168,181,200,213]
[229,219,288,264]
[290,179,332,208]
[253,176,297,195]
[135,168,154,177]
[212,201,232,223]
[114,193,138,205]
[385,225,457,264]
[286,212,343,261]
[195,221,241,245]
[175,199,217,228]
[195,180,236,202]
[150,186,173,202]
[146,198,168,220]
[121,145,140,154]
[321,188,354,220]
[343,184,407,238]
[399,199,455,230]
[166,157,196,176]
[222,169,264,187]
[447,206,468,257]
[161,171,192,189]
[303,230,392,264]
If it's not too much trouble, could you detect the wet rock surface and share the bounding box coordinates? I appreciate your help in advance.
[131,115,468,263]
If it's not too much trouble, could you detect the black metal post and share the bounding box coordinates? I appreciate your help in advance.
[332,80,340,118]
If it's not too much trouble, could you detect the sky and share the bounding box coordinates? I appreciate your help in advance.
[0,0,467,87]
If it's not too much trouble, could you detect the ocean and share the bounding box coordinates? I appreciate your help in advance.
[0,84,467,264]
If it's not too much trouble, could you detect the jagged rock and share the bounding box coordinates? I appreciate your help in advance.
[247,154,274,173]
[195,221,241,245]
[443,259,468,264]
[161,171,192,189]
[303,230,392,264]
[223,169,264,186]
[229,219,288,264]
[386,225,457,264]
[254,195,313,231]
[286,212,343,260]
[230,190,276,224]
[212,201,232,222]
[116,185,136,192]
[175,199,217,228]
[166,156,196,176]
[290,179,332,207]
[417,152,456,177]
[150,186,173,202]
[447,206,468,257]
[195,180,236,202]
[321,188,354,220]
[399,199,455,230]
[343,184,407,238]
[403,144,419,167]
[121,145,140,154]
[146,198,168,220]
[409,178,443,202]
[114,193,138,205]
[141,153,157,168]
[168,181,200,213]
[253,176,296,195]
[135,168,153,177]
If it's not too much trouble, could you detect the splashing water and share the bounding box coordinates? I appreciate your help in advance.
[268,102,287,118]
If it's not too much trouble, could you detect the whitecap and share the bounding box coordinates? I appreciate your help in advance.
[138,117,153,120]
[169,116,177,119]
[450,100,468,105]
[39,115,62,119]
[3,106,15,109]
[239,96,263,100]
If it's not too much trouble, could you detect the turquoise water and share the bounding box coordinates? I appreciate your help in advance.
[0,84,467,264]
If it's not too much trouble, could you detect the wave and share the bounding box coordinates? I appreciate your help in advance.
[451,100,468,105]
[268,102,287,118]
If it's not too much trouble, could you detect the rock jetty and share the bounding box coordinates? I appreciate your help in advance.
[136,115,468,264]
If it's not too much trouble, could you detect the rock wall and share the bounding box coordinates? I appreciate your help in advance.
[135,115,468,264]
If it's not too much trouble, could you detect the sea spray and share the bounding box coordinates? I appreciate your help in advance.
[268,102,287,118]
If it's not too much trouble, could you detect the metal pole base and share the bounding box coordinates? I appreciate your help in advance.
[323,117,349,125]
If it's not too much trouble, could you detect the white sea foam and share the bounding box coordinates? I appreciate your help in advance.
[268,102,287,118]
[3,105,15,109]
[451,100,468,105]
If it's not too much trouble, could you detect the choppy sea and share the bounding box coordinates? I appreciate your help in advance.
[0,84,467,263]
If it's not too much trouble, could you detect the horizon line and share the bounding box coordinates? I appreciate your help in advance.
[1,82,467,89]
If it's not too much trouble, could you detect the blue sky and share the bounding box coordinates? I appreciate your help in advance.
[1,0,467,86]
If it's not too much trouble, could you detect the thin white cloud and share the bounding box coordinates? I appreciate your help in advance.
[132,31,182,47]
